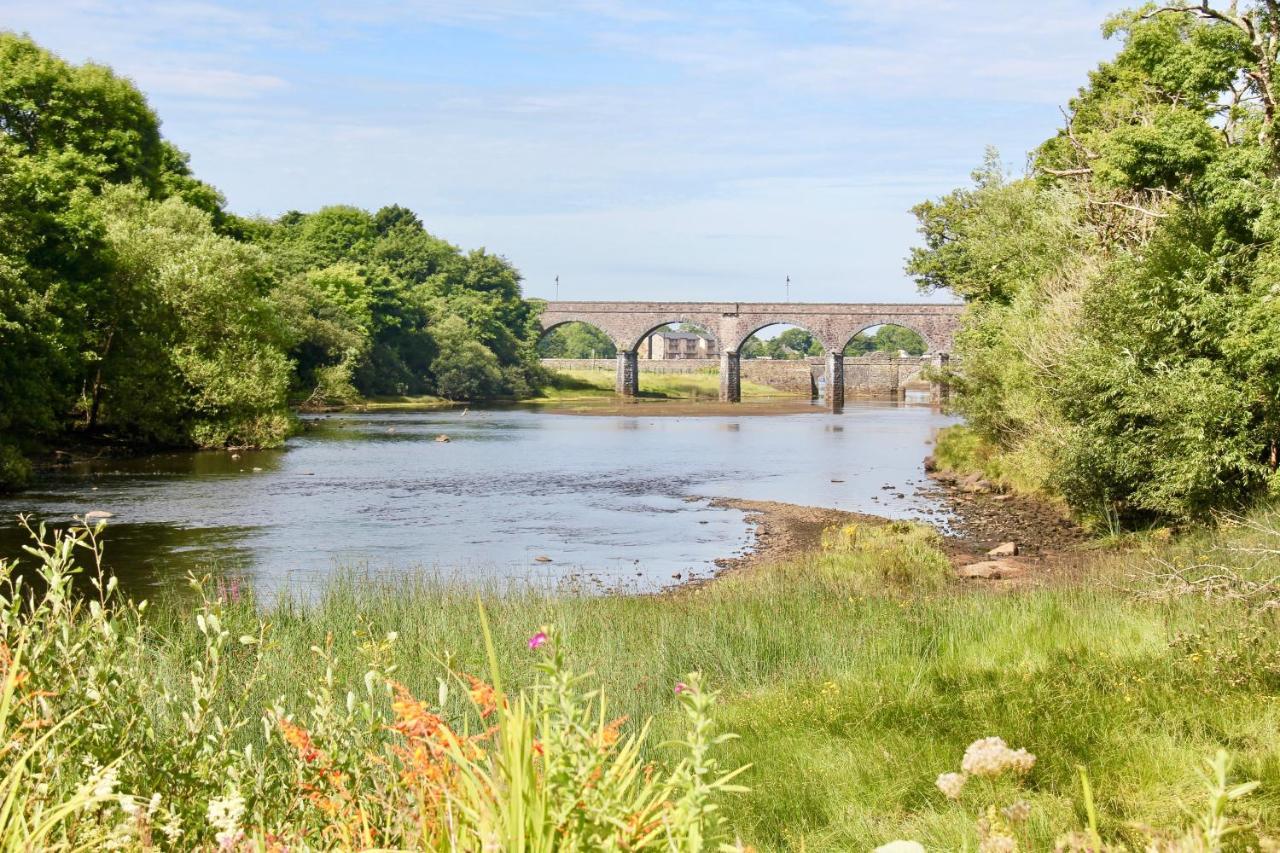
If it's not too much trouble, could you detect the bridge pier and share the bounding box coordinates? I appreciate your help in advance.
[825,353,844,412]
[930,353,950,405]
[616,350,639,397]
[719,351,741,403]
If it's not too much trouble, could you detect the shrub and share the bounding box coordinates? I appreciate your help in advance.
[0,442,30,492]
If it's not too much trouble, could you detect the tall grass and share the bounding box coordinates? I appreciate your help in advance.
[2,508,1280,848]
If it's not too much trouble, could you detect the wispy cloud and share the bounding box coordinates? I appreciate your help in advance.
[1,0,1121,299]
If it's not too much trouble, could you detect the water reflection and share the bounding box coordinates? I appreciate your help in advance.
[0,401,956,599]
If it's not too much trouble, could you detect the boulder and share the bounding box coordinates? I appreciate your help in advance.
[84,510,114,521]
[923,455,937,472]
[435,434,451,443]
[988,541,1019,557]
[533,555,553,563]
[957,559,1025,580]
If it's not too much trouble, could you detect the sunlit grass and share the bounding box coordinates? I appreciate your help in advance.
[138,507,1280,849]
[530,368,793,401]
[7,507,1280,848]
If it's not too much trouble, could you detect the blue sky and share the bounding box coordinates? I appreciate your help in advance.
[3,1,1121,302]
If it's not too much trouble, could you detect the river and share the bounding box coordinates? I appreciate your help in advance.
[0,400,956,598]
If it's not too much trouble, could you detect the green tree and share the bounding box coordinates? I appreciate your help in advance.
[537,322,617,359]
[430,315,505,400]
[909,2,1280,524]
[844,325,927,356]
[90,184,292,447]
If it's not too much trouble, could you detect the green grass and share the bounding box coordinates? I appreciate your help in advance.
[133,509,1280,850]
[529,368,794,401]
[343,394,453,410]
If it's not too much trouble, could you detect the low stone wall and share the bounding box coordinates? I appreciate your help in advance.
[540,358,718,375]
[541,355,930,396]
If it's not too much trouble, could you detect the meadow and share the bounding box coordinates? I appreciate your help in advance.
[528,368,787,402]
[3,502,1279,849]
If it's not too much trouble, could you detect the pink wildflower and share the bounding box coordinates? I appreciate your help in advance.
[674,682,688,695]
[528,631,548,650]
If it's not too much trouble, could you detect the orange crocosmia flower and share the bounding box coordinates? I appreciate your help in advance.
[279,719,321,763]
[465,674,497,718]
[601,715,628,748]
[389,681,447,741]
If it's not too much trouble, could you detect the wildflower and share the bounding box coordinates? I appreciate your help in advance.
[92,764,119,799]
[601,715,628,748]
[279,718,320,763]
[207,790,245,850]
[1002,800,1031,823]
[961,736,1036,778]
[675,682,688,694]
[528,631,548,649]
[936,771,967,800]
[118,794,140,817]
[466,674,497,718]
[979,835,1017,853]
[161,810,184,843]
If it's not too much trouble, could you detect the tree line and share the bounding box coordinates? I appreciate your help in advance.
[910,1,1280,525]
[0,34,543,490]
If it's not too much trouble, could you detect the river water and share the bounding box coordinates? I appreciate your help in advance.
[0,400,956,598]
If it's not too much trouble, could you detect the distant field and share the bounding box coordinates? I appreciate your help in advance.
[532,367,793,401]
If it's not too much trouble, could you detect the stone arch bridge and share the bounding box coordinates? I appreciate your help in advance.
[538,301,963,408]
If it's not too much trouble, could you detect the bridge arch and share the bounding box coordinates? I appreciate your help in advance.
[628,318,721,354]
[536,319,620,359]
[736,321,827,358]
[536,319,624,349]
[841,321,930,357]
[732,320,830,354]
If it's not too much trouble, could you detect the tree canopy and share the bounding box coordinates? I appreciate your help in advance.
[0,33,544,489]
[910,2,1280,525]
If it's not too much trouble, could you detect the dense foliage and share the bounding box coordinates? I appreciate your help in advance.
[844,325,927,356]
[738,325,925,359]
[911,2,1280,525]
[536,320,618,359]
[0,34,542,490]
[741,327,823,359]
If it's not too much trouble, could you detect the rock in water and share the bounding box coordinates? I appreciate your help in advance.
[988,541,1019,557]
[435,434,450,443]
[534,555,553,563]
[84,510,114,521]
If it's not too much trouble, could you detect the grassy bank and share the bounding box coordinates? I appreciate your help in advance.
[530,368,791,402]
[5,509,1280,848]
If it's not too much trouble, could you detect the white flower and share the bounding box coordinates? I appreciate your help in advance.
[979,835,1018,853]
[1003,800,1031,822]
[117,794,140,817]
[92,765,119,799]
[961,736,1036,778]
[207,790,245,850]
[935,771,967,800]
[875,842,926,853]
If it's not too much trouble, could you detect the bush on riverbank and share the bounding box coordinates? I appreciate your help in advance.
[3,510,1280,848]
